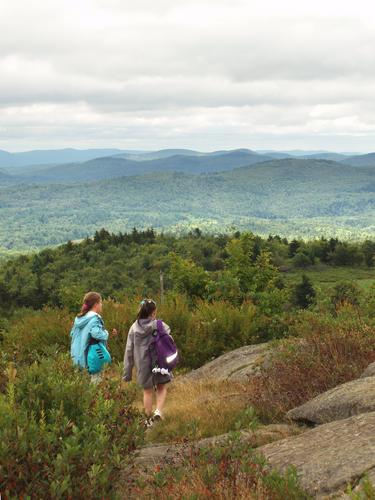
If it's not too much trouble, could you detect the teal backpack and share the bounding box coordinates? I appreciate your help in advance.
[86,337,112,374]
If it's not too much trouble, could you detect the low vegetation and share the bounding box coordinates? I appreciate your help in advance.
[129,435,310,500]
[0,355,142,499]
[1,229,375,497]
[249,309,375,420]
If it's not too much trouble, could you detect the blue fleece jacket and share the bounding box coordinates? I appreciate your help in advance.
[70,311,109,369]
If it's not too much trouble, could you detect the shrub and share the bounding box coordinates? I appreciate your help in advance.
[0,354,142,499]
[2,307,72,364]
[1,293,289,373]
[330,281,361,312]
[292,251,312,268]
[2,299,137,366]
[249,311,375,419]
[181,300,258,368]
[131,435,309,499]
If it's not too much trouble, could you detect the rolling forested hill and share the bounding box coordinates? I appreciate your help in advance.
[2,149,271,183]
[341,152,375,168]
[1,157,375,251]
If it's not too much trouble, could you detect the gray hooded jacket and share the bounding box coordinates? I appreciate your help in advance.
[123,319,171,389]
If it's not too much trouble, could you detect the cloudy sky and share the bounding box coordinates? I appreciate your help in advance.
[1,0,375,152]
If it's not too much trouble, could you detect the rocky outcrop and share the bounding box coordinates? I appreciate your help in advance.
[183,343,270,382]
[361,361,375,378]
[134,424,300,472]
[287,376,375,425]
[258,411,375,498]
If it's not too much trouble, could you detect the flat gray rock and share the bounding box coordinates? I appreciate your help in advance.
[287,376,375,425]
[258,411,375,498]
[361,361,375,378]
[183,343,270,382]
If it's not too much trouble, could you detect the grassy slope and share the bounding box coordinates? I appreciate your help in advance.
[283,265,375,295]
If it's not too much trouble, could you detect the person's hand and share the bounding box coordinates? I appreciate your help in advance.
[112,328,118,336]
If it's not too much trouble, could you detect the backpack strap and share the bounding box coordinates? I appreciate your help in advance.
[156,319,163,332]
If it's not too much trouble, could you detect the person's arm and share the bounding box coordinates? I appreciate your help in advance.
[89,317,109,341]
[123,329,134,381]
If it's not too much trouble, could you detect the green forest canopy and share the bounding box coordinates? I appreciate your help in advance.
[1,158,375,252]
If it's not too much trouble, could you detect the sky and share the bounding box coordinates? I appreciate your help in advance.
[1,0,375,152]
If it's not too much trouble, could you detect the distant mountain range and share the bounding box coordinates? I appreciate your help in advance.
[0,146,365,170]
[1,156,375,251]
[1,147,373,185]
[3,149,273,183]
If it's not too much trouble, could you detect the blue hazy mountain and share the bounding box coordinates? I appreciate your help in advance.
[0,148,135,169]
[257,150,358,161]
[340,152,375,167]
[115,148,204,161]
[11,149,273,183]
[116,148,259,161]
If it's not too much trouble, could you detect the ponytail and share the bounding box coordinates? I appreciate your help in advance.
[137,299,156,320]
[78,292,102,317]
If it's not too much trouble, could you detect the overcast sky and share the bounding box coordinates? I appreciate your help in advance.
[1,0,375,152]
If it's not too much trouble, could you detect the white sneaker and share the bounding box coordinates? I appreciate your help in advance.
[144,417,154,429]
[153,409,163,422]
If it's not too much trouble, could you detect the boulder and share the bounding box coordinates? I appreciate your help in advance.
[361,361,375,378]
[287,375,375,425]
[183,343,270,382]
[258,411,375,498]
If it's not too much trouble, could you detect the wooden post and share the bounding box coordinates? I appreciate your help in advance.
[160,270,164,305]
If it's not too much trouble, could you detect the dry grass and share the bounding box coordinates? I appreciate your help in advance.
[132,377,252,443]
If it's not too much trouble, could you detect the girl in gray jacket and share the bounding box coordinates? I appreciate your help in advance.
[123,299,171,426]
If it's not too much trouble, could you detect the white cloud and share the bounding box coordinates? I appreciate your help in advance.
[0,0,375,151]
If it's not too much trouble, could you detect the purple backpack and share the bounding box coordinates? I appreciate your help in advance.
[149,320,179,373]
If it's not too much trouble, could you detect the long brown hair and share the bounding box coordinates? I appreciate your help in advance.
[137,299,156,320]
[78,292,102,317]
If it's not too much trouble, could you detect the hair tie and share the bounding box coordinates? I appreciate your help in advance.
[83,303,89,311]
[140,299,156,307]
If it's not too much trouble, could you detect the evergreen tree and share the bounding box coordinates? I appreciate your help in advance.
[288,239,300,258]
[292,274,316,309]
[362,240,375,267]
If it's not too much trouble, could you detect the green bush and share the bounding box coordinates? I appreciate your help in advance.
[0,355,142,499]
[2,307,72,364]
[180,300,258,368]
[330,281,361,312]
[1,294,284,372]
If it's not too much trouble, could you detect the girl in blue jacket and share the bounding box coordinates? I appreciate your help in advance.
[70,292,115,380]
